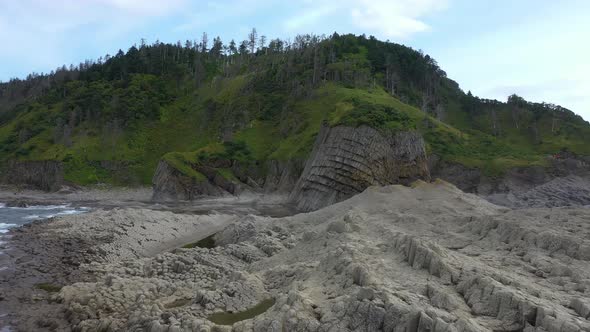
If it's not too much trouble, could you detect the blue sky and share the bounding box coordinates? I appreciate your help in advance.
[1,0,589,120]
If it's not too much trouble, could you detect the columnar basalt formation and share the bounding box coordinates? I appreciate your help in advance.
[3,160,64,191]
[290,124,430,211]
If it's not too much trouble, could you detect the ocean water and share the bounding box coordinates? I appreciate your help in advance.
[0,202,89,235]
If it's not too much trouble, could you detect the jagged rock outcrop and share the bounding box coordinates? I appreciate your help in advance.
[151,160,230,201]
[429,153,590,208]
[152,159,303,202]
[429,155,547,195]
[229,159,304,194]
[488,175,590,208]
[2,160,64,191]
[261,160,304,193]
[290,124,430,211]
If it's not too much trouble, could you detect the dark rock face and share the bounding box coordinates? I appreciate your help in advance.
[429,153,590,208]
[428,157,552,195]
[152,158,304,202]
[2,160,64,191]
[151,123,590,208]
[500,175,590,208]
[151,160,226,201]
[262,160,305,193]
[427,157,483,193]
[227,159,302,193]
[290,124,430,211]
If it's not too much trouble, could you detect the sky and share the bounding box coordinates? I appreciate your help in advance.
[1,0,589,120]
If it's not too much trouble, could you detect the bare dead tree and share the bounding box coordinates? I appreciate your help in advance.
[248,28,258,55]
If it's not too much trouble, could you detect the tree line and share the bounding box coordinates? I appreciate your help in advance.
[1,29,453,117]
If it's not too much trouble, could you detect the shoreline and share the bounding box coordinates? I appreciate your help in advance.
[2,183,589,331]
[0,209,238,330]
[0,189,294,331]
[0,186,296,217]
[0,217,100,331]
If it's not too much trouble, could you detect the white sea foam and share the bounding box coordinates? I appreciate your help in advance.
[56,209,85,216]
[8,204,70,210]
[0,223,17,234]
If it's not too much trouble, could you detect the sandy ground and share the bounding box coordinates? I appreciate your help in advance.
[2,181,588,331]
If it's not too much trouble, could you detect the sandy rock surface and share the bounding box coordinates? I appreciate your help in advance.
[49,208,238,260]
[0,208,236,331]
[54,181,590,331]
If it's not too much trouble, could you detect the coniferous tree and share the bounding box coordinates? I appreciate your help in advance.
[210,37,223,58]
[239,40,249,56]
[228,40,237,56]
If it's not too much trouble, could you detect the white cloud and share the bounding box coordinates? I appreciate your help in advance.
[92,0,187,15]
[0,0,189,42]
[485,74,590,120]
[350,0,448,38]
[0,0,188,78]
[0,0,447,78]
[283,0,449,39]
[433,4,590,120]
[175,0,273,32]
[0,0,187,33]
[284,5,338,31]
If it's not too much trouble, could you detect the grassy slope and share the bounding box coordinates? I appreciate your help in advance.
[2,75,587,185]
[2,39,590,185]
[158,81,566,181]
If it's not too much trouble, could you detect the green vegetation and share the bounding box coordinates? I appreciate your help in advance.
[35,283,62,293]
[163,152,207,181]
[207,298,276,325]
[182,233,217,249]
[1,32,589,184]
[337,101,413,130]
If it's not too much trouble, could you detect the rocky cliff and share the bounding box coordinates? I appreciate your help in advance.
[152,123,590,209]
[151,159,303,202]
[260,160,305,193]
[151,160,234,201]
[430,152,590,208]
[2,160,64,191]
[227,159,304,194]
[290,124,430,211]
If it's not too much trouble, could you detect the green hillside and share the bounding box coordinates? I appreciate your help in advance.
[1,33,589,186]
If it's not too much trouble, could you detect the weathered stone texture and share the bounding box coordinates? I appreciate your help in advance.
[290,124,430,211]
[3,160,64,191]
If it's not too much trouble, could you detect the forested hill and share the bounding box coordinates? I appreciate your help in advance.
[1,32,589,186]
